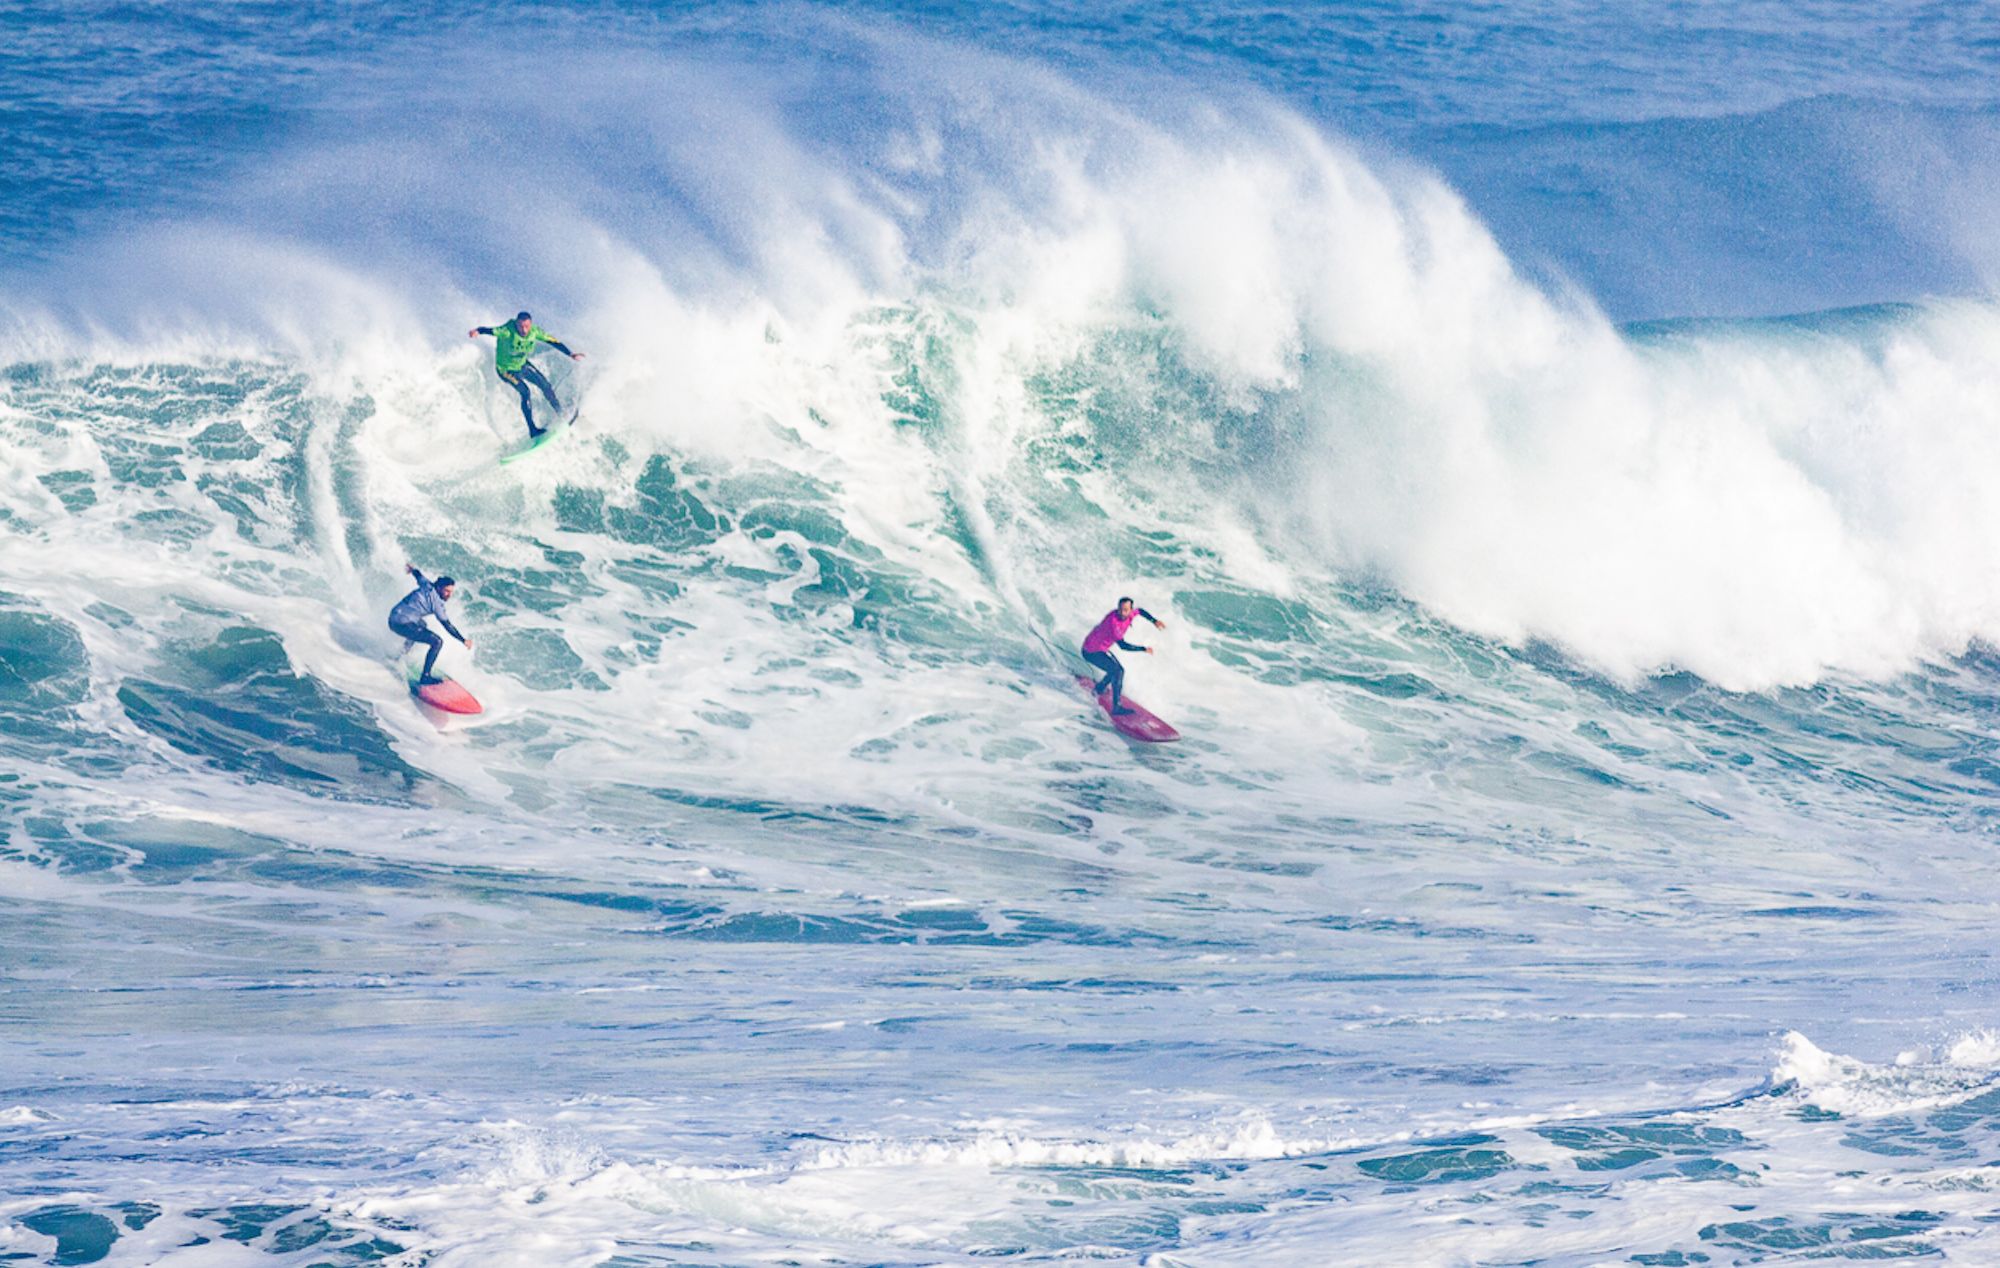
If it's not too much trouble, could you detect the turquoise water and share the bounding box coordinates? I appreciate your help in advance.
[7,3,2000,1264]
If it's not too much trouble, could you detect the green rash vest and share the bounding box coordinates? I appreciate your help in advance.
[492,322,557,374]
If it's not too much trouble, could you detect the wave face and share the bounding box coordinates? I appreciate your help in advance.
[7,4,2000,1264]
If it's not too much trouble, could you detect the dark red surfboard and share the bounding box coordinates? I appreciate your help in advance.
[1076,674,1179,742]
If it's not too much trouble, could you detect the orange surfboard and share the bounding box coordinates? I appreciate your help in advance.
[407,663,483,715]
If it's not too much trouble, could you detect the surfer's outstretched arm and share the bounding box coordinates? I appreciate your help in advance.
[469,326,494,338]
[1118,607,1164,652]
[544,339,584,360]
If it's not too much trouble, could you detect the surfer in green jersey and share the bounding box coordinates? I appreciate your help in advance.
[469,311,585,437]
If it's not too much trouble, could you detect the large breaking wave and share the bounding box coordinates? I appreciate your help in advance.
[11,31,2000,712]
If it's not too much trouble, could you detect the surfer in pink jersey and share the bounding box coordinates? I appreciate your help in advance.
[1081,597,1166,716]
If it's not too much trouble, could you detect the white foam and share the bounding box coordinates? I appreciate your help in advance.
[1777,1030,2000,1117]
[793,1118,1374,1171]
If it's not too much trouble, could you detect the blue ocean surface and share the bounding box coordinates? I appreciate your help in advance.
[6,2,2000,1263]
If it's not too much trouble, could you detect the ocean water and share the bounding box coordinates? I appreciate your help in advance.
[6,2,2000,1263]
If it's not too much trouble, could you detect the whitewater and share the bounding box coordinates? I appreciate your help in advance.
[6,2,2000,1264]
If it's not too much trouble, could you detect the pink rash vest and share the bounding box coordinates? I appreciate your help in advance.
[1082,607,1155,654]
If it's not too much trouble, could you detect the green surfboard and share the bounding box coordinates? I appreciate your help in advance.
[500,412,578,465]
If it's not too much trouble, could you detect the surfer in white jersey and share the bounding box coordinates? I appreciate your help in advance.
[389,563,473,685]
